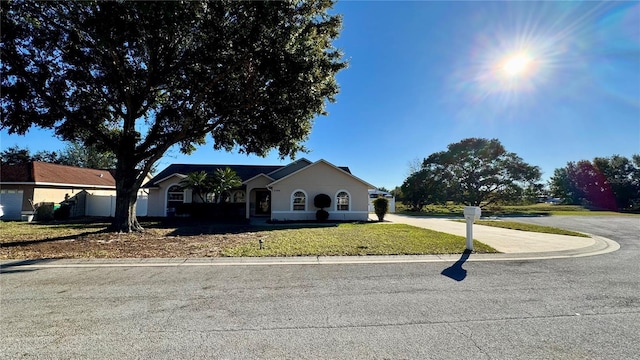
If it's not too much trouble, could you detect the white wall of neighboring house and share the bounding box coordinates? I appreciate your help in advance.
[85,191,149,217]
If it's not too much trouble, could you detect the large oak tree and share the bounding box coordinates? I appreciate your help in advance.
[415,138,541,206]
[1,0,346,231]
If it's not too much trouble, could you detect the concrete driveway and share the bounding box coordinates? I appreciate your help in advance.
[377,213,619,257]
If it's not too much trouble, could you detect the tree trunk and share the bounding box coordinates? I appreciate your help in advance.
[109,187,143,232]
[108,157,145,232]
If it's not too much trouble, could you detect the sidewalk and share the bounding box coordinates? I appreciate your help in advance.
[379,213,619,257]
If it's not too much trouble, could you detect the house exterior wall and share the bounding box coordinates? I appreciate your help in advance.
[145,176,187,217]
[146,188,164,217]
[244,176,273,218]
[0,184,119,218]
[269,161,371,221]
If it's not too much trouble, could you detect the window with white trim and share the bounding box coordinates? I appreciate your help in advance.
[336,191,349,211]
[232,190,246,203]
[167,185,184,202]
[292,190,306,211]
[167,185,185,212]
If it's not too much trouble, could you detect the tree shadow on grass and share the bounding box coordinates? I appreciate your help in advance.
[152,217,365,237]
[441,249,472,282]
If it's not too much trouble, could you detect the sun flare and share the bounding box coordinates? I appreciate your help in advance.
[502,54,532,76]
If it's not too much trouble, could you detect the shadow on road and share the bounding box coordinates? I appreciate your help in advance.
[0,258,58,274]
[441,249,471,281]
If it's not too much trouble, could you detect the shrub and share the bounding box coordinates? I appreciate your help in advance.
[53,204,71,220]
[34,203,54,221]
[314,194,331,209]
[373,197,389,221]
[316,209,329,222]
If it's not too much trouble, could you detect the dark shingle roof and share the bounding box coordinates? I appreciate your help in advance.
[144,161,352,188]
[144,164,283,187]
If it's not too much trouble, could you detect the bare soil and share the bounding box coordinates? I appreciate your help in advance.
[0,219,265,260]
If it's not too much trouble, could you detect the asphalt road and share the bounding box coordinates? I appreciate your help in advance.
[1,216,639,359]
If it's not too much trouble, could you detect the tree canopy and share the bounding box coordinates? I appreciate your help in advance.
[549,155,640,210]
[404,138,541,207]
[1,1,346,231]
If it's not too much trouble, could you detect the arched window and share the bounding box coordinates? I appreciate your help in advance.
[167,185,185,212]
[292,190,306,211]
[336,191,350,211]
[232,190,246,203]
[168,185,184,202]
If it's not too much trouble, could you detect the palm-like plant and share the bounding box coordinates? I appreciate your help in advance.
[213,167,242,203]
[179,171,214,203]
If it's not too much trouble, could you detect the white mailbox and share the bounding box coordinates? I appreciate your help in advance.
[463,206,482,221]
[463,206,481,251]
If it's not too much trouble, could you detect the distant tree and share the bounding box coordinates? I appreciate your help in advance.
[0,145,60,165]
[521,183,546,205]
[1,1,346,232]
[1,145,34,165]
[58,141,117,169]
[550,155,640,210]
[0,143,116,168]
[401,168,446,211]
[212,167,242,203]
[419,138,541,207]
[390,186,403,199]
[179,171,214,203]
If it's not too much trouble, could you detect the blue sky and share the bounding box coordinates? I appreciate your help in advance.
[2,1,639,189]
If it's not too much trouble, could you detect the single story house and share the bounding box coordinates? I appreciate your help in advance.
[144,158,376,221]
[0,162,149,220]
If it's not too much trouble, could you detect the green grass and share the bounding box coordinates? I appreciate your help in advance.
[222,223,497,257]
[468,220,590,237]
[397,203,639,217]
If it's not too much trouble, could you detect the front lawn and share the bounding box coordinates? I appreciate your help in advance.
[223,223,496,257]
[469,220,590,237]
[0,220,497,260]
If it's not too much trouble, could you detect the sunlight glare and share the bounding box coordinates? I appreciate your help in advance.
[502,54,532,76]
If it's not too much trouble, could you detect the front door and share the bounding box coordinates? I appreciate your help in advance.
[255,191,271,215]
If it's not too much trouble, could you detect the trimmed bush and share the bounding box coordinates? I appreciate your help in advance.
[316,209,329,222]
[314,193,331,221]
[314,194,331,209]
[373,197,389,222]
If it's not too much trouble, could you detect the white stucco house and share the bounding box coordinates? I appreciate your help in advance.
[144,158,376,222]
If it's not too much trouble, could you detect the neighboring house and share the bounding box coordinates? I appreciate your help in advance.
[144,158,376,221]
[368,189,396,213]
[0,162,149,220]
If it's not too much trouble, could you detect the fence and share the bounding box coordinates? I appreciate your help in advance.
[86,193,148,217]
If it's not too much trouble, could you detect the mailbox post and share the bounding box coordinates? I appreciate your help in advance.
[463,206,482,251]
